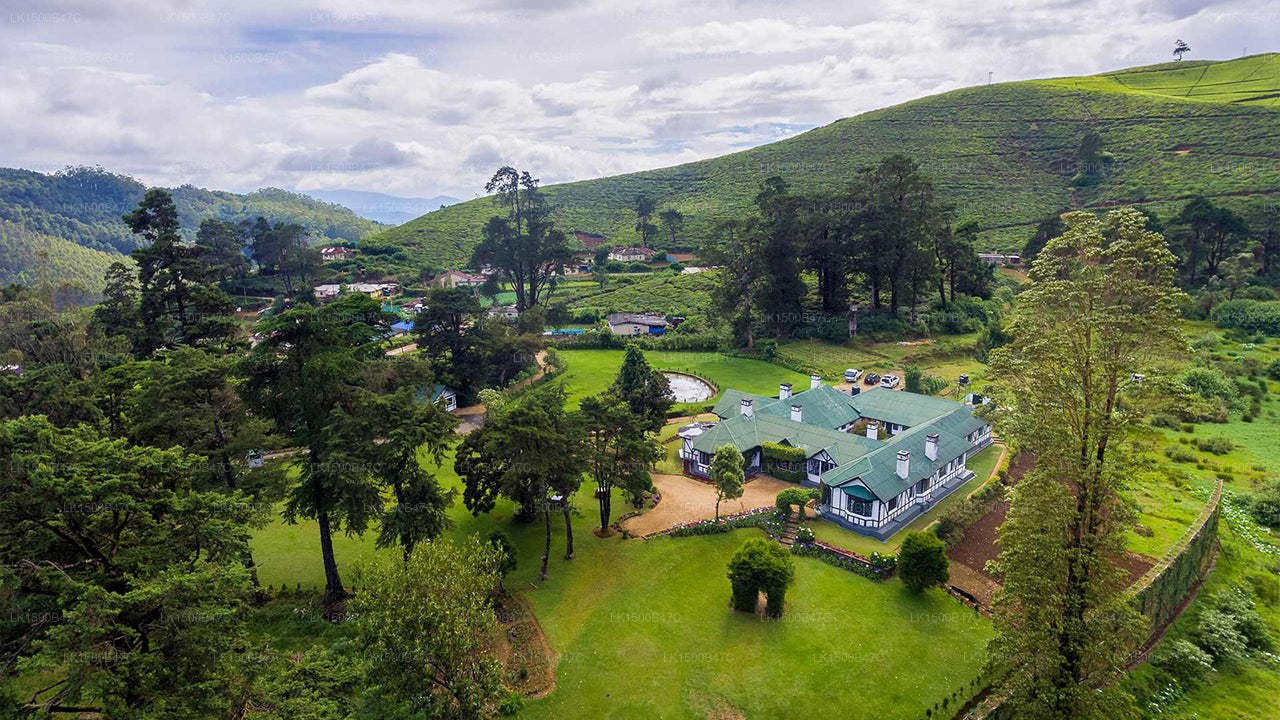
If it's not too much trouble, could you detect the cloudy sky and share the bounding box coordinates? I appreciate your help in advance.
[1,0,1276,200]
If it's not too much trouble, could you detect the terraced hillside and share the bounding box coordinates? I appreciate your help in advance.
[373,54,1280,267]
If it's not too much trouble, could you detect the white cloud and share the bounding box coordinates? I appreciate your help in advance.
[0,0,1274,198]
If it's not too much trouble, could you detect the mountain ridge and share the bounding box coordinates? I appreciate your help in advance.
[366,54,1280,270]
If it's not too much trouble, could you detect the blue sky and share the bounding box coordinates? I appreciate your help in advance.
[0,0,1275,198]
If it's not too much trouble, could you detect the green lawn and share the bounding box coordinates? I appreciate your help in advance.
[555,349,809,409]
[251,450,992,719]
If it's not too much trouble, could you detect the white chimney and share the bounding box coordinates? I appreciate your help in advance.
[925,433,939,461]
[865,421,878,440]
[810,374,821,390]
[791,404,802,423]
[779,382,792,400]
[896,450,910,480]
[740,398,753,417]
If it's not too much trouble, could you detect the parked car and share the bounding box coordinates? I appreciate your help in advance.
[844,368,862,383]
[880,374,901,389]
[864,373,880,385]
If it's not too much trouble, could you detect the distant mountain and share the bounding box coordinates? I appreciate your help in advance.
[0,166,384,295]
[298,189,460,225]
[370,54,1280,269]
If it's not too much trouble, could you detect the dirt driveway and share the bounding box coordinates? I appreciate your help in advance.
[622,473,801,537]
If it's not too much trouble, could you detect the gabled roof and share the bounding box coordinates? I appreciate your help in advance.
[690,412,879,465]
[821,406,979,501]
[755,383,861,430]
[710,389,771,418]
[849,387,971,428]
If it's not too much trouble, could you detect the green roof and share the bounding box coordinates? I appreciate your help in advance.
[690,412,878,463]
[822,406,983,501]
[755,383,861,430]
[842,485,876,501]
[712,383,860,431]
[698,383,990,503]
[710,389,771,419]
[849,387,972,428]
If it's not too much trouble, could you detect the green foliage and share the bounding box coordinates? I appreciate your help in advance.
[1151,638,1214,687]
[353,536,506,718]
[898,531,950,592]
[0,166,380,299]
[709,444,746,520]
[775,486,817,514]
[1194,436,1234,455]
[1249,479,1280,527]
[0,415,257,718]
[1211,299,1280,336]
[762,441,807,463]
[726,537,796,618]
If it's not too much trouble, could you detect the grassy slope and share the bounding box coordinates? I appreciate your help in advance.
[371,55,1280,267]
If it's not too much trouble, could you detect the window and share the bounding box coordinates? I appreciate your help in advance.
[888,496,899,511]
[915,478,928,493]
[848,497,873,517]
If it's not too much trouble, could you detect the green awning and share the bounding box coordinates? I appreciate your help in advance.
[841,484,876,501]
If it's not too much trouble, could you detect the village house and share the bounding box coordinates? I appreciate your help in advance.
[678,379,992,539]
[977,251,1021,265]
[606,312,670,335]
[432,269,486,289]
[313,282,400,301]
[319,246,356,262]
[608,246,655,263]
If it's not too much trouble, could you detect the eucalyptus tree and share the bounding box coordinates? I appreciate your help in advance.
[472,166,573,312]
[984,208,1186,719]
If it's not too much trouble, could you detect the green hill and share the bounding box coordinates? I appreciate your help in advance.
[0,165,384,295]
[373,54,1280,268]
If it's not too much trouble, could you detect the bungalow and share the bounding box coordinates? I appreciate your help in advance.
[606,312,670,335]
[681,381,992,539]
[319,246,356,262]
[433,270,486,288]
[608,246,655,263]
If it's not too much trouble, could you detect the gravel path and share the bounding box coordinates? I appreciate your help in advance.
[622,473,798,537]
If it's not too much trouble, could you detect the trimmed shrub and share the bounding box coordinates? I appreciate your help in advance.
[1164,445,1198,463]
[898,531,950,593]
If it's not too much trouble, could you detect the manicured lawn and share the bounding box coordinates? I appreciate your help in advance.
[555,349,809,409]
[252,445,991,719]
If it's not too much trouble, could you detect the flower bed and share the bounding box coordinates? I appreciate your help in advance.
[663,506,779,537]
[791,540,897,581]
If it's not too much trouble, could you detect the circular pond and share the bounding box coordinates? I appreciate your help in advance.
[664,372,715,403]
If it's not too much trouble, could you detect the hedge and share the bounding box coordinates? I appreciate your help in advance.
[790,540,895,581]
